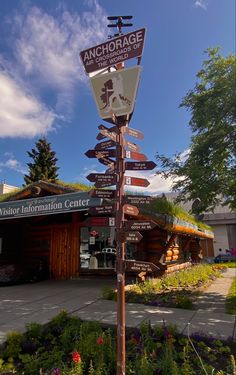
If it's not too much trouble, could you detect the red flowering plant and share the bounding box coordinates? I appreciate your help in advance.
[70,351,82,375]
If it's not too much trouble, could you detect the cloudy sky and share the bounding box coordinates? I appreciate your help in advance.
[0,0,234,194]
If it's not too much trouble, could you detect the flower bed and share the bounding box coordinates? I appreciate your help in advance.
[0,311,235,374]
[103,264,222,309]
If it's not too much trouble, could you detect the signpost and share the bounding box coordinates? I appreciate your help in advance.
[80,28,146,73]
[125,260,160,273]
[125,176,150,187]
[125,161,157,170]
[123,231,143,243]
[124,220,157,231]
[82,17,157,375]
[90,66,141,120]
[123,204,139,216]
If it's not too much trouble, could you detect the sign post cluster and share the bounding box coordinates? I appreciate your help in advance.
[80,16,157,375]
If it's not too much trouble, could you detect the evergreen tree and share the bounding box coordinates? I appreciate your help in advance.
[24,138,59,185]
[156,48,236,213]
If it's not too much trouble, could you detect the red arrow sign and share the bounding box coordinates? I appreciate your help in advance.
[125,176,150,187]
[125,260,160,273]
[124,140,140,153]
[123,231,143,243]
[95,139,116,150]
[125,161,157,171]
[124,127,144,140]
[88,204,113,215]
[89,189,116,199]
[86,173,117,184]
[85,149,116,158]
[84,216,116,227]
[124,220,157,231]
[125,150,147,161]
[123,204,139,216]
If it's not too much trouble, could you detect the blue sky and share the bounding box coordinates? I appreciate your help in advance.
[0,0,235,194]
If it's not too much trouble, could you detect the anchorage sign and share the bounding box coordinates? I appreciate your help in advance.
[80,28,146,73]
[0,192,101,220]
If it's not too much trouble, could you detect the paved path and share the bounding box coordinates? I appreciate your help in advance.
[0,270,235,345]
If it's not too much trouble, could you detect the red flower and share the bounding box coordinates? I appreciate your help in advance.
[97,336,104,345]
[72,351,81,363]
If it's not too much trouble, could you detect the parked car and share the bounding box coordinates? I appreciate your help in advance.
[214,253,236,263]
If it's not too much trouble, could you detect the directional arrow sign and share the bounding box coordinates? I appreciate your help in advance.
[125,150,147,161]
[125,161,157,171]
[124,127,144,140]
[85,149,116,159]
[125,176,150,187]
[88,204,113,215]
[124,195,153,205]
[124,140,140,153]
[123,204,139,216]
[125,260,160,273]
[84,217,116,227]
[87,173,117,184]
[124,220,157,231]
[97,157,115,168]
[124,231,143,243]
[95,139,116,150]
[89,189,116,199]
[97,128,117,142]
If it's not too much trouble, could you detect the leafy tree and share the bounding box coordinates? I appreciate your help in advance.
[156,48,236,213]
[24,138,59,185]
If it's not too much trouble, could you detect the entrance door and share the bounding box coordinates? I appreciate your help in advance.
[50,225,79,279]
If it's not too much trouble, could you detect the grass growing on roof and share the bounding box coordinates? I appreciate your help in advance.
[140,197,211,230]
[56,180,93,191]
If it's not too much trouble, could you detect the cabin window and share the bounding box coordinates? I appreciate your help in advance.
[80,227,136,269]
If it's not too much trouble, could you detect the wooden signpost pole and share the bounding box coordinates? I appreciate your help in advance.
[115,122,126,375]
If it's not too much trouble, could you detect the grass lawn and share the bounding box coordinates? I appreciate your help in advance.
[216,262,236,268]
[226,277,236,314]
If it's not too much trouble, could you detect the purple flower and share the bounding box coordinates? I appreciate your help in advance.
[54,368,60,375]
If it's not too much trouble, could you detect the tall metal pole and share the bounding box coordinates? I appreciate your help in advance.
[115,122,126,375]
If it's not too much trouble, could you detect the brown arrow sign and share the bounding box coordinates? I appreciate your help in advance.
[124,220,157,231]
[97,157,115,168]
[124,127,144,140]
[95,139,116,150]
[124,231,143,243]
[125,161,157,171]
[124,195,153,205]
[125,150,147,161]
[125,260,160,273]
[85,149,116,159]
[89,189,116,199]
[124,140,140,153]
[97,125,117,141]
[86,173,117,184]
[84,216,116,227]
[88,204,113,215]
[123,204,139,216]
[125,176,150,187]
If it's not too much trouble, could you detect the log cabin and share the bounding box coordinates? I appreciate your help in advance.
[0,181,214,280]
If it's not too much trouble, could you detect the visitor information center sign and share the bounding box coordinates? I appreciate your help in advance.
[0,192,102,220]
[80,28,146,73]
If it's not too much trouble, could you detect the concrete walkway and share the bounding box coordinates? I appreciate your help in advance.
[0,270,235,345]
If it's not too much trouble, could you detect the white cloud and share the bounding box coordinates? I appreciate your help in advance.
[124,170,175,195]
[194,0,207,10]
[0,71,56,138]
[0,155,26,174]
[14,2,107,110]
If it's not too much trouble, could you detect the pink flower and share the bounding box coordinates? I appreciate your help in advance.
[97,336,104,345]
[72,351,81,363]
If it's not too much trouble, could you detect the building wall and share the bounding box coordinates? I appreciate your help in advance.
[0,183,18,195]
[211,225,229,254]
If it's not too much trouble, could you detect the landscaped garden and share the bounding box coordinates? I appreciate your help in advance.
[102,264,223,309]
[0,311,235,375]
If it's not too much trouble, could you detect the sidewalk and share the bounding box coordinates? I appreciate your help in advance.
[0,270,235,344]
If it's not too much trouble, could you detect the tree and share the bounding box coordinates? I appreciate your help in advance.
[156,48,236,213]
[24,138,59,185]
